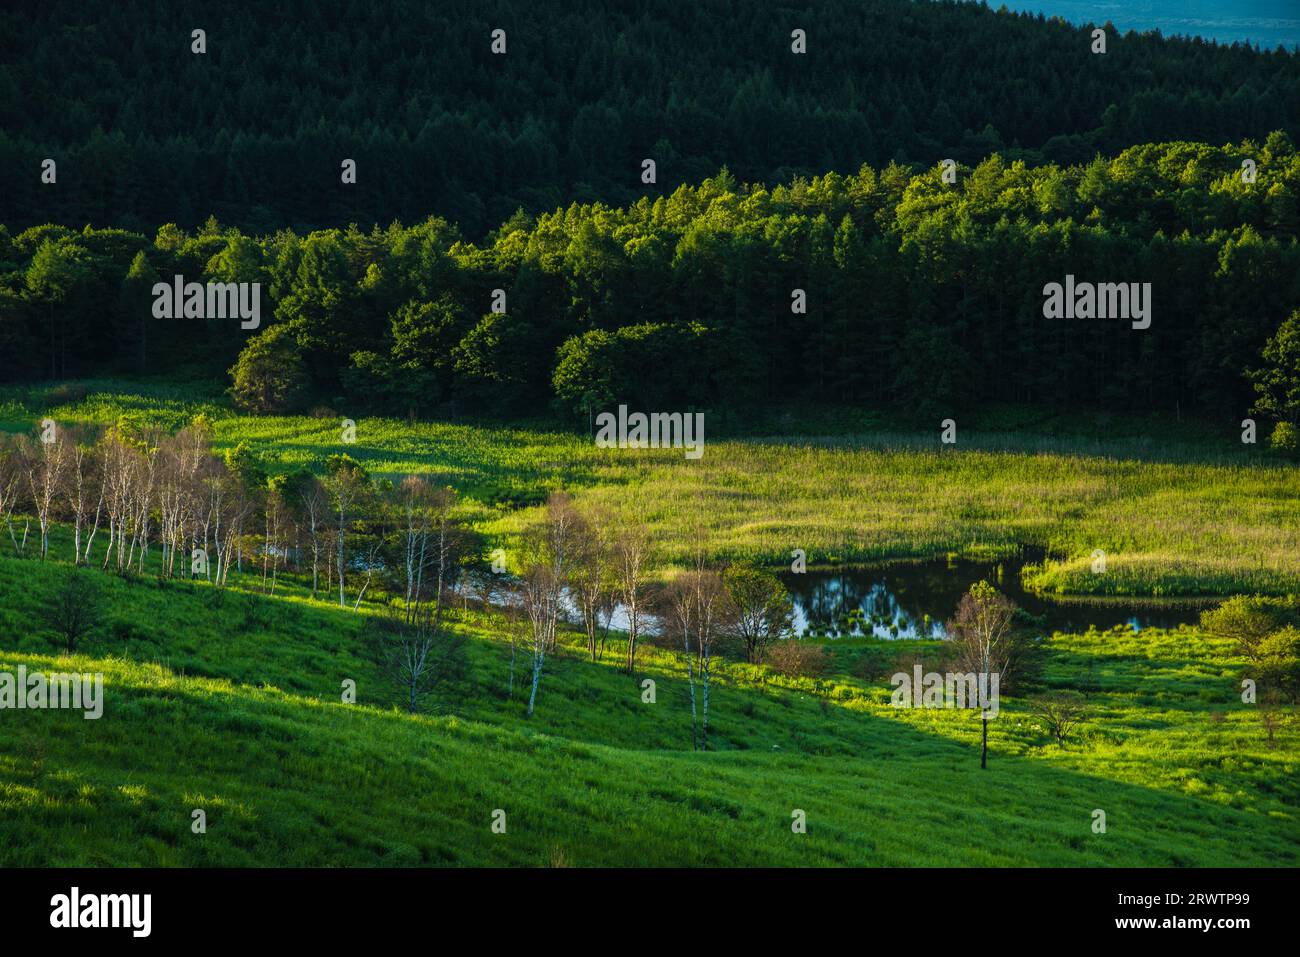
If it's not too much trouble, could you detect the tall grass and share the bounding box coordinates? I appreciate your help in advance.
[4,380,1297,596]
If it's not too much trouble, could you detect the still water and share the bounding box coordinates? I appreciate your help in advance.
[779,557,1210,639]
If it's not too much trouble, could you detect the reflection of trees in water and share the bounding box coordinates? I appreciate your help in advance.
[790,569,950,639]
[801,573,868,631]
[785,558,1202,639]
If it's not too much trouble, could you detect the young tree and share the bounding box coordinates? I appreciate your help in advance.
[613,512,654,674]
[661,572,702,749]
[21,427,66,560]
[324,454,370,608]
[723,562,794,663]
[351,480,390,610]
[371,602,470,714]
[1257,688,1290,748]
[260,483,288,594]
[1029,692,1088,747]
[691,569,730,751]
[282,469,328,598]
[518,493,581,717]
[61,427,98,565]
[98,422,144,572]
[0,435,29,556]
[946,581,1017,769]
[43,568,103,653]
[569,503,615,662]
[394,477,464,623]
[501,601,528,700]
[660,567,730,750]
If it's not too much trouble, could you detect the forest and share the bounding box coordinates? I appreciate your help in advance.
[2,137,1299,439]
[3,0,1300,235]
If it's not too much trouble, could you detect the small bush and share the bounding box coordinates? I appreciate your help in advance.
[765,640,829,678]
[43,382,89,408]
[1269,421,1299,455]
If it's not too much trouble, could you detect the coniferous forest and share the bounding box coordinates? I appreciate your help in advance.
[3,0,1300,426]
[4,0,1300,234]
[4,137,1300,424]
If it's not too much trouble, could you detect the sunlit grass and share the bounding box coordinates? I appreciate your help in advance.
[0,380,1295,866]
[0,544,1296,866]
[6,380,1294,596]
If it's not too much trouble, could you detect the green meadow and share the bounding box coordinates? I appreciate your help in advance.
[0,548,1296,867]
[0,381,1296,867]
[4,380,1298,595]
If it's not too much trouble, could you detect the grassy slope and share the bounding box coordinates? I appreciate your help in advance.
[0,382,1295,865]
[2,380,1297,596]
[1,547,1296,867]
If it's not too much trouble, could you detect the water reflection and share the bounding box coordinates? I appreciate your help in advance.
[779,558,1210,639]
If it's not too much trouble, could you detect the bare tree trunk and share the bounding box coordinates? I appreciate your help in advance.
[686,654,698,750]
[701,655,711,750]
[526,652,543,717]
[337,501,346,608]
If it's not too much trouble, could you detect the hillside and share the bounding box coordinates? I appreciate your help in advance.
[2,549,1296,867]
[3,0,1300,234]
[0,384,1297,867]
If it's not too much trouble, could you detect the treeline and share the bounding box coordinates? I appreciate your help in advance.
[4,0,1300,234]
[3,137,1300,426]
[0,418,813,733]
[0,419,416,598]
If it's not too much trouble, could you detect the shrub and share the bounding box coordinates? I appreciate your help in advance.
[765,640,829,678]
[1269,421,1299,455]
[1200,596,1298,661]
[43,382,88,408]
[1254,626,1300,702]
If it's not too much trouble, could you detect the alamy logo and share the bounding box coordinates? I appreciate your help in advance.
[595,405,705,459]
[152,275,261,329]
[890,665,1000,718]
[1042,275,1151,330]
[50,887,151,937]
[0,667,104,719]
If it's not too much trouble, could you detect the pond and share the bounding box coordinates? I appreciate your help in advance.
[779,555,1212,640]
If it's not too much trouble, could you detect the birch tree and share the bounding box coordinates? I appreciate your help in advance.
[0,436,29,556]
[613,512,654,674]
[518,493,580,717]
[373,600,469,714]
[946,581,1016,770]
[22,428,66,560]
[61,428,97,565]
[569,503,615,662]
[324,454,369,608]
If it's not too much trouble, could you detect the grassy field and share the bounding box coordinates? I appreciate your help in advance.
[1,544,1296,867]
[2,379,1296,597]
[0,380,1295,867]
